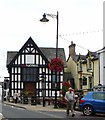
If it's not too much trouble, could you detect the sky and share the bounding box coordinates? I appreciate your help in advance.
[0,0,104,79]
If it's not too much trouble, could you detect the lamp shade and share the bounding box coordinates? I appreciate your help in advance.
[40,13,49,22]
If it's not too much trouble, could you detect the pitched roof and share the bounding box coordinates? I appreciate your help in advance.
[86,51,99,61]
[40,47,66,64]
[67,51,99,64]
[6,38,67,67]
[67,54,86,63]
[86,51,98,57]
[6,51,17,65]
[77,54,86,61]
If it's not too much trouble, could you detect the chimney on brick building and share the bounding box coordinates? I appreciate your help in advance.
[69,41,76,58]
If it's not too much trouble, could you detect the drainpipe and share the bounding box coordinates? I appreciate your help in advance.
[92,61,94,87]
[98,53,101,85]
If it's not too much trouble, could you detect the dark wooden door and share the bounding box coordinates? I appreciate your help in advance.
[24,82,36,96]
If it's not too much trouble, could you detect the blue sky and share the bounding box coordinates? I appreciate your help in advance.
[0,0,104,78]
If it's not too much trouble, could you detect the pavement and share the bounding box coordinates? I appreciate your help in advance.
[3,101,66,112]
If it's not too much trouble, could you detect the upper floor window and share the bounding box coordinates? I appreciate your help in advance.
[77,60,82,72]
[26,55,34,64]
[22,67,38,82]
[87,57,92,70]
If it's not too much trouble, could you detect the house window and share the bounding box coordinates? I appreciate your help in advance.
[26,55,34,64]
[52,72,60,90]
[22,67,38,81]
[87,57,92,70]
[79,78,82,89]
[89,77,92,88]
[52,72,59,82]
[83,76,87,85]
[77,60,82,72]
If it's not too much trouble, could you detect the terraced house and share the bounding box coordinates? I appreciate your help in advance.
[65,41,99,93]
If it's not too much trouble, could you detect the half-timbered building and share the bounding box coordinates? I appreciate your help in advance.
[6,37,66,100]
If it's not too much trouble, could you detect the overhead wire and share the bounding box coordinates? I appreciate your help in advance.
[59,29,103,51]
[59,29,103,36]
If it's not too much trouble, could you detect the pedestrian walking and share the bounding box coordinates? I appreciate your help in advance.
[13,93,18,104]
[65,87,75,117]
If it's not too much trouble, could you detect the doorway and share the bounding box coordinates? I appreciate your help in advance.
[24,82,36,96]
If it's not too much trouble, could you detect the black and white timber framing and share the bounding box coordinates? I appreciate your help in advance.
[6,37,67,99]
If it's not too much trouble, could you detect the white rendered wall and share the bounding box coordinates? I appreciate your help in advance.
[102,2,105,85]
[0,85,2,114]
[100,53,105,85]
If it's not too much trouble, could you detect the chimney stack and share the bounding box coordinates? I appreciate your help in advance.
[69,41,76,58]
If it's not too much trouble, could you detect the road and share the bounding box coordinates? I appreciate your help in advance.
[2,103,105,120]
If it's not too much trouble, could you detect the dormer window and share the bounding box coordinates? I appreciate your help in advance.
[87,57,92,70]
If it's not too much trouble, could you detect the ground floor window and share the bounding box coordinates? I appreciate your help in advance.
[82,76,87,85]
[89,77,92,89]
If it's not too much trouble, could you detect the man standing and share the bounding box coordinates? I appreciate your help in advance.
[65,87,75,117]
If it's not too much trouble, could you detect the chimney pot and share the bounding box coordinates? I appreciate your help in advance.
[71,41,73,45]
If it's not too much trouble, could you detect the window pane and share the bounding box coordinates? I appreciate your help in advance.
[22,67,38,81]
[26,55,34,64]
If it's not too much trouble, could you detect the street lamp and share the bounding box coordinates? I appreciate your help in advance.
[40,11,59,108]
[40,11,59,58]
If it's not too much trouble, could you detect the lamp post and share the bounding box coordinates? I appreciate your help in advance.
[40,11,59,58]
[40,11,59,108]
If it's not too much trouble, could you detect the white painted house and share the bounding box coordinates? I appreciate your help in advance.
[97,2,105,86]
[98,48,105,85]
[99,2,105,85]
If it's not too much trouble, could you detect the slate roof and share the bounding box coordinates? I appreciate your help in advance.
[6,37,67,67]
[67,54,86,63]
[86,51,98,58]
[77,54,86,61]
[7,48,67,67]
[78,51,99,63]
[40,47,66,65]
[67,51,99,64]
[7,51,17,65]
